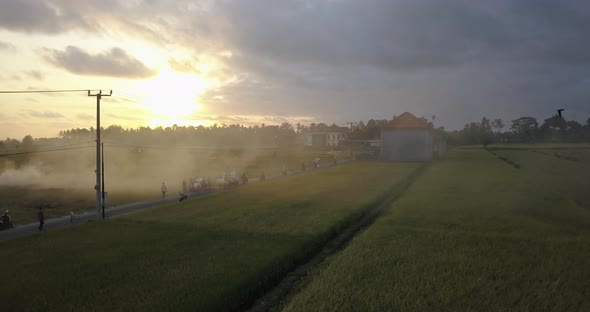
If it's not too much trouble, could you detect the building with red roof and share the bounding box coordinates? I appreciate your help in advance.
[381,112,433,161]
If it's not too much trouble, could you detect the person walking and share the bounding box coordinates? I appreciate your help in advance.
[37,207,45,231]
[182,179,188,194]
[161,182,168,198]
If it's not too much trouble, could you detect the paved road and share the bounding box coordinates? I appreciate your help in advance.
[0,191,214,242]
[0,159,352,242]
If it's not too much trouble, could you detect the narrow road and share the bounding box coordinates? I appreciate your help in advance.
[0,159,352,242]
[0,191,213,242]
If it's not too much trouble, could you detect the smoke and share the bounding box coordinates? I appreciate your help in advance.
[0,145,308,194]
[0,163,94,189]
[0,166,43,186]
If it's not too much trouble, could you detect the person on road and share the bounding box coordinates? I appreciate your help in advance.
[182,179,188,193]
[1,210,10,224]
[37,207,44,231]
[161,182,168,198]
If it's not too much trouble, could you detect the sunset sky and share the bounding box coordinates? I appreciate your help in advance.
[1,0,589,139]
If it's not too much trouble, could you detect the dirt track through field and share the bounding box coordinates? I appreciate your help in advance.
[245,163,429,312]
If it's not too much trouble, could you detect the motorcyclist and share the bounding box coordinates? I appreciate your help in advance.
[1,210,11,224]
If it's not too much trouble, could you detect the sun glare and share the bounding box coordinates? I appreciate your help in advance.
[136,68,211,122]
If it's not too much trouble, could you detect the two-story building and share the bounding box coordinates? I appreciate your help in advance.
[304,123,348,148]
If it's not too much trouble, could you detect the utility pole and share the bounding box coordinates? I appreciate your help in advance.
[102,142,105,220]
[88,90,112,219]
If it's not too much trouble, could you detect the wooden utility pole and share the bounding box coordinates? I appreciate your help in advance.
[88,90,112,219]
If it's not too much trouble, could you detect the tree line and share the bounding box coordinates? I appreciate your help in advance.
[446,115,590,146]
[2,113,590,158]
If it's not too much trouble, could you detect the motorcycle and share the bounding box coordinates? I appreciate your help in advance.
[0,212,13,231]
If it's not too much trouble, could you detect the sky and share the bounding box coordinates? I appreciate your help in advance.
[1,0,589,139]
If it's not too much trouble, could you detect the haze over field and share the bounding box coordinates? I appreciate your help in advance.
[1,0,590,139]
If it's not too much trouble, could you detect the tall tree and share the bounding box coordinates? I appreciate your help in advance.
[511,117,538,142]
[491,118,504,133]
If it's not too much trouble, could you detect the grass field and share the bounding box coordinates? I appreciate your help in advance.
[0,161,418,311]
[281,148,590,311]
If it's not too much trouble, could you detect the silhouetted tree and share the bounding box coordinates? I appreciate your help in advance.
[511,117,538,142]
[491,118,504,134]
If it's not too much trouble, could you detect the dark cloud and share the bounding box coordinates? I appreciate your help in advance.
[28,110,64,119]
[0,0,93,34]
[44,46,157,79]
[194,0,590,128]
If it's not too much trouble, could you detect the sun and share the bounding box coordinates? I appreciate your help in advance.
[136,67,210,121]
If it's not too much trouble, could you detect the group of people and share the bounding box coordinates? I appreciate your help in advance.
[158,156,335,199]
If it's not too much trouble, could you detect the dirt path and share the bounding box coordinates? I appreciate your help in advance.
[245,164,429,312]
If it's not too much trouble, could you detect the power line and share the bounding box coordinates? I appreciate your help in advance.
[102,142,279,151]
[111,94,143,104]
[0,145,94,157]
[0,89,97,94]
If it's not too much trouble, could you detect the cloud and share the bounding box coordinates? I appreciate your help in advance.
[0,0,94,34]
[28,110,65,119]
[168,57,200,74]
[23,70,44,81]
[44,46,157,79]
[76,113,95,120]
[0,40,16,52]
[185,113,318,127]
[2,0,590,133]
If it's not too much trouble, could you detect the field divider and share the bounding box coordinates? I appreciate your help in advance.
[244,163,430,312]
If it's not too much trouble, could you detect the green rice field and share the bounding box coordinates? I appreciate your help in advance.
[281,148,590,311]
[0,161,418,311]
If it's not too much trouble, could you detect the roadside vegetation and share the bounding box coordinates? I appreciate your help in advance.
[281,148,590,311]
[0,161,418,311]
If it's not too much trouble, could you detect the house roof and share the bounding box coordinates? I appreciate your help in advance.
[328,124,348,132]
[383,112,430,130]
[348,128,367,139]
[309,123,348,133]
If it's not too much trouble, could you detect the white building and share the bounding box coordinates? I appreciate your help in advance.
[304,123,348,148]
